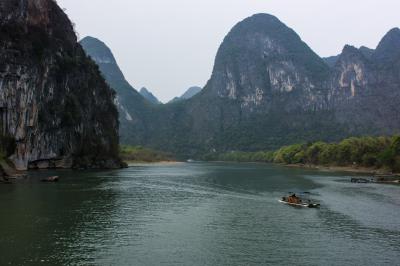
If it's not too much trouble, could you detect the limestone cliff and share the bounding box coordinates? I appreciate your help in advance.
[207,14,330,112]
[331,28,400,134]
[0,0,123,170]
[80,36,153,145]
[80,14,400,159]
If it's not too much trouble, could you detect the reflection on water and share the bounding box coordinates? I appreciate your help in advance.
[0,163,399,265]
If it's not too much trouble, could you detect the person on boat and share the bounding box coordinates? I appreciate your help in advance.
[287,194,302,204]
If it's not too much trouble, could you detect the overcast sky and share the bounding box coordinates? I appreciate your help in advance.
[58,0,399,102]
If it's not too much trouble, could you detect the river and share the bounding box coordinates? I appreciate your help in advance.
[0,162,399,265]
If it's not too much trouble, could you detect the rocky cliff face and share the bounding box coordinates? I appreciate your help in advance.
[80,36,154,145]
[207,14,330,112]
[0,0,123,169]
[331,28,400,134]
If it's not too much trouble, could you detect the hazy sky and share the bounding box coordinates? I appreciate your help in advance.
[58,0,399,102]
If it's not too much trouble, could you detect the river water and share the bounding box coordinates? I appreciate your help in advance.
[0,162,399,265]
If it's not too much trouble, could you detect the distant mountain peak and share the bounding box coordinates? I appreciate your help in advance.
[339,45,365,59]
[139,87,161,104]
[242,13,280,25]
[323,55,340,68]
[342,44,359,53]
[80,36,153,145]
[80,36,117,65]
[384,27,400,38]
[373,27,400,62]
[324,45,375,68]
[180,86,202,99]
[140,87,149,93]
[168,86,202,103]
[210,12,329,107]
[359,46,374,59]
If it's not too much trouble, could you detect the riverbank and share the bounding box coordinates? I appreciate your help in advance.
[0,157,26,182]
[120,145,175,164]
[210,136,400,175]
[284,163,399,176]
[211,159,398,176]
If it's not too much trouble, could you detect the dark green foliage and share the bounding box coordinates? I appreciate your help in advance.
[274,144,306,164]
[214,136,400,172]
[0,134,16,157]
[30,26,51,61]
[377,136,400,172]
[61,95,81,127]
[119,145,174,162]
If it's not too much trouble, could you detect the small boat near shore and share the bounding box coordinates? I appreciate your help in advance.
[279,194,320,208]
[350,175,400,184]
[41,176,59,182]
[351,177,373,183]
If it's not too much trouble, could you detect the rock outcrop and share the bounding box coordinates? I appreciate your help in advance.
[0,0,123,170]
[331,28,400,134]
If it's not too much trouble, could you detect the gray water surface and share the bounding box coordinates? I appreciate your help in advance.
[0,162,399,265]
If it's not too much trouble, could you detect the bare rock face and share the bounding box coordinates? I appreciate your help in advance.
[79,36,153,146]
[331,29,400,135]
[330,45,372,101]
[207,14,330,113]
[0,0,123,170]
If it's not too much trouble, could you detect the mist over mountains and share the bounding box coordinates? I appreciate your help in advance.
[82,14,400,159]
[1,0,400,167]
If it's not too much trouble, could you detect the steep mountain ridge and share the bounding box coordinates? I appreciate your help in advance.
[180,86,202,100]
[168,86,202,103]
[80,36,153,145]
[331,29,400,134]
[207,14,330,112]
[373,28,400,63]
[0,0,123,169]
[139,87,161,104]
[84,14,400,158]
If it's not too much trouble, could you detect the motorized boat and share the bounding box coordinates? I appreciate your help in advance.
[279,193,320,208]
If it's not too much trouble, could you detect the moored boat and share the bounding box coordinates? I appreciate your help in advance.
[41,176,59,182]
[351,177,372,183]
